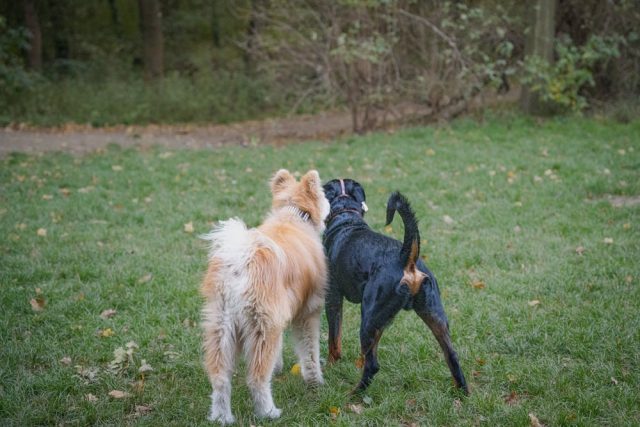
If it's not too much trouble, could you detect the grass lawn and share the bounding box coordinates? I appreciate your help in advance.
[1,114,639,426]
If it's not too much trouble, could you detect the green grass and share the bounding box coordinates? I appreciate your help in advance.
[1,114,639,426]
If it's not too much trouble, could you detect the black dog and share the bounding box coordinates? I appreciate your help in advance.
[322,179,468,394]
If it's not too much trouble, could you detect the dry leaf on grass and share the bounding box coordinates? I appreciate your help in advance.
[503,391,519,405]
[384,225,393,233]
[37,228,47,237]
[575,246,585,255]
[528,300,541,307]
[329,406,340,419]
[137,273,153,284]
[443,215,455,225]
[290,363,301,375]
[355,355,365,369]
[85,393,98,402]
[30,296,46,311]
[348,403,363,415]
[60,356,72,365]
[111,165,123,171]
[108,390,130,399]
[134,405,152,416]
[100,308,117,319]
[528,413,544,427]
[99,328,115,337]
[138,359,153,374]
[603,237,614,244]
[184,222,194,233]
[471,280,485,290]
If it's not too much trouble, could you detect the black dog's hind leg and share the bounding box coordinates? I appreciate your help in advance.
[325,289,343,363]
[354,283,411,392]
[414,278,468,394]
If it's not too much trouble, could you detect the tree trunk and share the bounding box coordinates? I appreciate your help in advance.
[138,0,164,80]
[23,0,42,71]
[520,0,557,115]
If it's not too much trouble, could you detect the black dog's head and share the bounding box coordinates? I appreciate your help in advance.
[322,179,368,223]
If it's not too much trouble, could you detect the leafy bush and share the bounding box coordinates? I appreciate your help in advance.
[0,16,40,121]
[521,34,623,112]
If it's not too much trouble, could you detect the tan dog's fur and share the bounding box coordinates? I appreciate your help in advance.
[201,169,329,424]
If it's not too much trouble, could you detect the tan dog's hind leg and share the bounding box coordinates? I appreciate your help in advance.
[292,307,324,386]
[245,328,283,419]
[203,301,237,425]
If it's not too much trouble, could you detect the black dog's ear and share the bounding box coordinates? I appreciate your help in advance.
[323,180,340,202]
[348,180,366,203]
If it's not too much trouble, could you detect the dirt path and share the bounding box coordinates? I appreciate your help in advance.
[0,110,356,156]
[0,91,519,157]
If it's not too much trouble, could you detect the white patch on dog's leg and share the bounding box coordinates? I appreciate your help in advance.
[292,309,324,385]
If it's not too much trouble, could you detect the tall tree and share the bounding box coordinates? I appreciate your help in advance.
[520,0,557,114]
[23,0,42,70]
[138,0,164,80]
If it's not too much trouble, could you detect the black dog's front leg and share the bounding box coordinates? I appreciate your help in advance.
[325,289,344,363]
[415,278,468,394]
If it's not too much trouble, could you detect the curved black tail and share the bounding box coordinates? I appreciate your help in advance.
[386,191,420,269]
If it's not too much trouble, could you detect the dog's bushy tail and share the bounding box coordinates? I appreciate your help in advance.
[386,191,420,270]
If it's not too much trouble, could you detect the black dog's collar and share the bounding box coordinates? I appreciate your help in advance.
[325,207,362,225]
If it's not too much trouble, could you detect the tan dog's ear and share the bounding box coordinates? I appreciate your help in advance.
[270,169,295,195]
[301,170,321,195]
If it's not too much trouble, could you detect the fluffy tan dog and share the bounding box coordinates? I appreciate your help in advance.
[201,169,329,424]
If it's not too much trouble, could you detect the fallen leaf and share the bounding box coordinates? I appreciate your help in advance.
[100,308,117,320]
[184,222,194,233]
[100,328,115,337]
[290,363,301,375]
[384,225,393,233]
[137,273,153,284]
[603,237,613,244]
[625,275,633,284]
[30,296,46,311]
[529,412,544,427]
[134,405,152,415]
[426,148,436,156]
[59,188,71,196]
[528,300,541,307]
[362,395,373,406]
[75,365,99,383]
[443,215,455,225]
[405,398,416,407]
[355,355,365,369]
[453,398,462,410]
[348,403,363,415]
[471,280,485,290]
[575,246,585,256]
[42,194,53,200]
[623,223,631,230]
[504,391,519,405]
[85,393,98,402]
[533,176,543,183]
[138,359,153,374]
[329,406,340,419]
[506,373,517,382]
[60,356,72,365]
[475,357,486,366]
[611,377,618,385]
[108,390,130,399]
[112,165,123,172]
[37,228,47,237]
[513,225,522,233]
